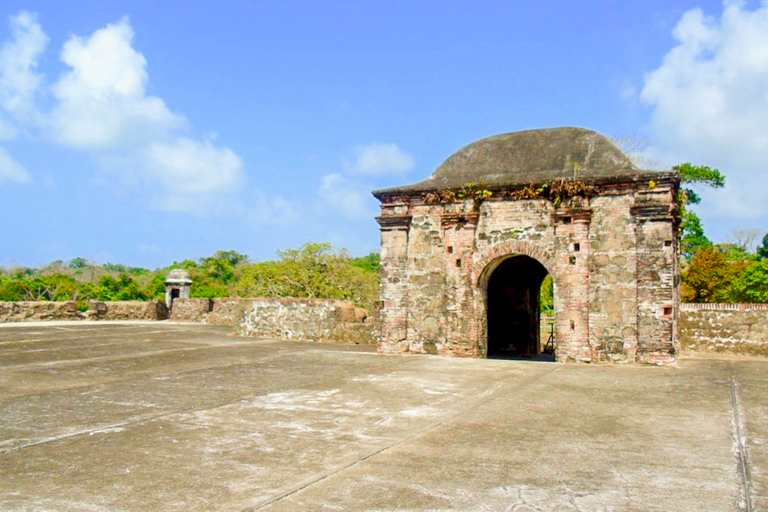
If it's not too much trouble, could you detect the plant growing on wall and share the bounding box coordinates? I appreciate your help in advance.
[424,178,595,207]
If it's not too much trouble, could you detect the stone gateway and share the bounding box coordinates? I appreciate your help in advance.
[373,127,681,364]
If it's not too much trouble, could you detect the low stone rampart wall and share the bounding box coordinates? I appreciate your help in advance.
[87,300,168,321]
[0,301,81,322]
[208,298,252,326]
[238,298,375,344]
[168,297,373,344]
[168,298,213,322]
[169,298,264,325]
[680,303,768,356]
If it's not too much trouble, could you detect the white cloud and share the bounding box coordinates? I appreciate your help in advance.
[143,137,244,211]
[245,192,300,226]
[49,17,183,148]
[0,11,47,123]
[345,143,414,176]
[0,146,31,184]
[318,173,372,219]
[641,1,768,220]
[0,13,261,214]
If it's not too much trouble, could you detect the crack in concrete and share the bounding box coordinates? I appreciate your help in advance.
[730,377,753,511]
[244,364,564,511]
[0,356,420,455]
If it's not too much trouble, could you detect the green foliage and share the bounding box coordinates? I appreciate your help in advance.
[539,274,554,314]
[682,246,749,303]
[0,276,26,301]
[730,260,768,303]
[717,243,752,262]
[104,263,150,276]
[674,163,725,198]
[145,273,167,300]
[673,163,725,260]
[353,253,380,273]
[679,212,712,260]
[0,273,80,301]
[94,274,147,301]
[0,244,377,308]
[758,232,768,259]
[68,257,89,269]
[235,243,379,310]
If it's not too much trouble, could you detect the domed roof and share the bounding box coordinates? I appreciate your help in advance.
[165,268,192,284]
[373,127,668,197]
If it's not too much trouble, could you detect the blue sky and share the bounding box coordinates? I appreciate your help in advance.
[0,0,766,268]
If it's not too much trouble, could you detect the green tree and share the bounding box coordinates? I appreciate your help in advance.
[682,246,747,303]
[0,277,26,301]
[758,232,768,259]
[731,260,768,303]
[95,274,147,301]
[353,253,381,273]
[68,257,89,269]
[142,273,167,300]
[235,243,379,310]
[679,212,712,260]
[674,163,725,259]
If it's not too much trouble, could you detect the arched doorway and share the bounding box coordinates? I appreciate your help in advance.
[486,255,552,360]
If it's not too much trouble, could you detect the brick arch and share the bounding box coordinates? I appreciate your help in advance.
[474,240,555,289]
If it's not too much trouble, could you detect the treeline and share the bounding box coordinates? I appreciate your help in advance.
[0,243,380,311]
[2,233,766,312]
[682,233,768,303]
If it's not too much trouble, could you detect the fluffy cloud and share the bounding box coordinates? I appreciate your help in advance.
[345,143,414,176]
[0,12,246,210]
[0,11,47,123]
[0,146,30,184]
[0,12,43,186]
[318,173,372,220]
[641,1,768,219]
[49,18,183,148]
[143,138,244,210]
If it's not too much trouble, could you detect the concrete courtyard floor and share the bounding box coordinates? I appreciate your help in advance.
[0,323,765,511]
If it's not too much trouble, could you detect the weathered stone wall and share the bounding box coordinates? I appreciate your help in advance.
[169,298,213,322]
[87,300,168,321]
[633,189,679,364]
[0,301,81,322]
[680,303,768,356]
[238,298,375,344]
[167,297,374,344]
[588,194,637,362]
[376,180,679,364]
[206,298,251,326]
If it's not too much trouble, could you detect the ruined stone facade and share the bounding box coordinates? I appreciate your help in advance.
[373,128,681,364]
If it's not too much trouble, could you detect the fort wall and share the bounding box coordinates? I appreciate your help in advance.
[680,303,768,357]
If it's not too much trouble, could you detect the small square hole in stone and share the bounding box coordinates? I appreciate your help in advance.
[663,306,673,317]
[455,259,461,267]
[570,320,575,330]
[569,256,576,265]
[447,246,453,254]
[563,217,572,225]
[573,243,580,252]
[664,240,672,247]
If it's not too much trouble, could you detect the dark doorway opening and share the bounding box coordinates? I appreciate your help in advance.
[487,255,553,361]
[170,288,180,309]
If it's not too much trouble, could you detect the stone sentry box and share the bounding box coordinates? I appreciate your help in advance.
[372,127,681,364]
[165,269,192,310]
